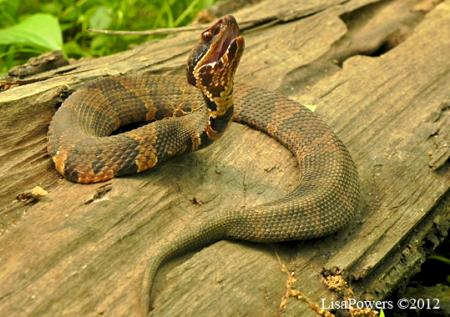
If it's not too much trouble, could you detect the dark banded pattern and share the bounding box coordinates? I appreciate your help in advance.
[46,15,360,315]
[48,75,213,183]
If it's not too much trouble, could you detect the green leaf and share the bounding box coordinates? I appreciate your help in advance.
[0,0,21,27]
[379,308,385,317]
[304,104,317,112]
[90,35,111,56]
[174,0,201,26]
[64,40,88,58]
[89,6,113,30]
[0,13,62,51]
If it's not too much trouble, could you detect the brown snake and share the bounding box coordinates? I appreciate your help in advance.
[48,16,360,314]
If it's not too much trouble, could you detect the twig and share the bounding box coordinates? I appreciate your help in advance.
[88,24,205,36]
[87,18,272,36]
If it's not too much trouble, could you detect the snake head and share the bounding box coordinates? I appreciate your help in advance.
[187,15,244,102]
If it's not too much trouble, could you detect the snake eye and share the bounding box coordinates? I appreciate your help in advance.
[202,31,213,42]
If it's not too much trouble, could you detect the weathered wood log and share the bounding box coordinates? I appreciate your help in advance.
[0,0,449,316]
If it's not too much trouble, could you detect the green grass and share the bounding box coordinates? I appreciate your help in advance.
[0,0,215,75]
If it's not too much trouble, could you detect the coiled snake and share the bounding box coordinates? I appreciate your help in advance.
[48,15,360,315]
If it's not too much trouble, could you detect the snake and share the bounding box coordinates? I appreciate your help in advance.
[47,15,360,315]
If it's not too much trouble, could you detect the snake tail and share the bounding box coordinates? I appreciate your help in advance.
[140,214,229,314]
[140,84,360,313]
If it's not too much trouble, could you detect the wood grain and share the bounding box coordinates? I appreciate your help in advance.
[0,0,449,316]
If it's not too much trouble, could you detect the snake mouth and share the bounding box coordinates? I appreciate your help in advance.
[187,15,245,88]
[192,15,243,69]
[201,16,241,66]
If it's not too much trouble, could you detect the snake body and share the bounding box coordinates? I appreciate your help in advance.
[47,16,360,314]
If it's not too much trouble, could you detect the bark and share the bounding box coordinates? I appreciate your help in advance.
[0,0,449,316]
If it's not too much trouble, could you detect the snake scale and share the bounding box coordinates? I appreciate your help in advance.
[48,16,360,314]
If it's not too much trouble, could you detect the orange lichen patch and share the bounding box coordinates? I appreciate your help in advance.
[16,186,49,204]
[278,255,335,317]
[323,274,351,294]
[52,149,68,175]
[321,269,378,317]
[348,307,379,317]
